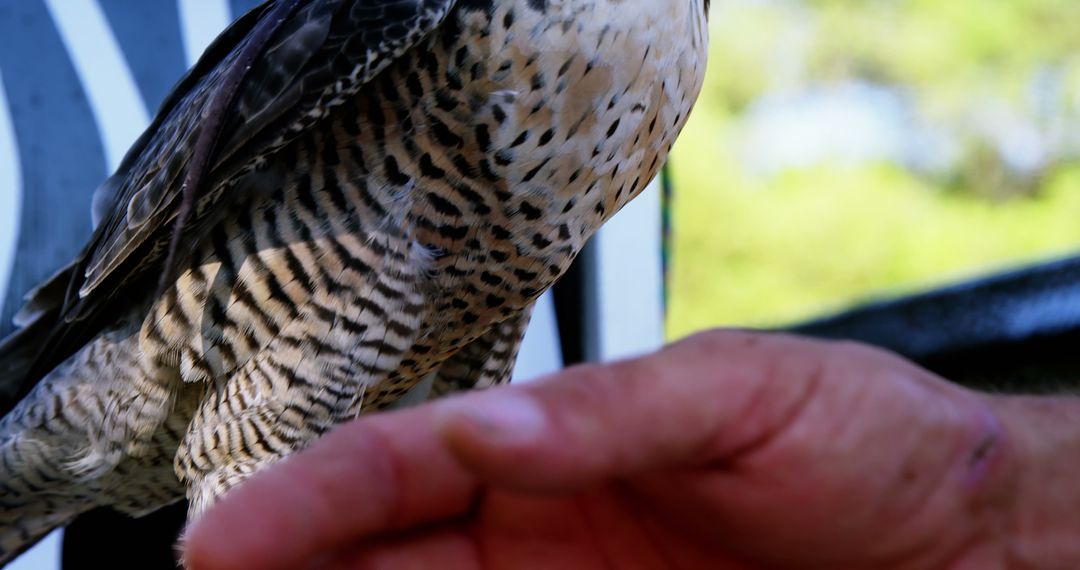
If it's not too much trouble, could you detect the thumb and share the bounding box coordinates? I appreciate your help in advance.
[434,330,829,491]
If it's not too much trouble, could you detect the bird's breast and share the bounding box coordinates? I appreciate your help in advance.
[337,0,709,311]
[140,0,709,382]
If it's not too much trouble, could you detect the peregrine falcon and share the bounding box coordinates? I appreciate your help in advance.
[0,0,710,563]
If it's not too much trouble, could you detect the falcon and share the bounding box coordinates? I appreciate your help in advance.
[0,0,709,563]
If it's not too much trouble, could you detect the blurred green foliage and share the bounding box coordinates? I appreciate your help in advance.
[706,0,1080,115]
[666,0,1080,339]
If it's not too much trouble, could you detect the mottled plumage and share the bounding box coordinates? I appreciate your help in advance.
[0,0,709,563]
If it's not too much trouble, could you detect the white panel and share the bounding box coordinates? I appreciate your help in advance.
[592,179,664,361]
[44,0,150,173]
[511,290,563,383]
[0,68,21,320]
[7,531,62,570]
[178,0,233,67]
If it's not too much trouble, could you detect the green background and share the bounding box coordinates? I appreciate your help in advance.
[667,0,1080,339]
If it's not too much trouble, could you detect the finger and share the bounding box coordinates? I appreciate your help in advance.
[325,528,479,570]
[183,403,480,570]
[329,490,672,570]
[435,330,864,491]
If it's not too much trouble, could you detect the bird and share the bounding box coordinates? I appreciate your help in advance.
[0,0,709,564]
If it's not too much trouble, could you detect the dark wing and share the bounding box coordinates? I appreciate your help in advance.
[78,0,458,303]
[1,0,457,415]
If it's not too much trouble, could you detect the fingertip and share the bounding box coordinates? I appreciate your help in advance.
[178,524,204,570]
[181,504,228,570]
[178,453,338,570]
[181,512,240,570]
[435,392,550,465]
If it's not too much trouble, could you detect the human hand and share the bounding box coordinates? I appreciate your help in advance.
[183,330,1041,569]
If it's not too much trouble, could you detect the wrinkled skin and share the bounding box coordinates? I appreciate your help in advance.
[184,330,1034,570]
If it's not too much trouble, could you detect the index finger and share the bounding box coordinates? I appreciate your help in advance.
[182,399,481,570]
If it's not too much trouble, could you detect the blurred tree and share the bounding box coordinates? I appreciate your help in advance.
[668,0,1080,338]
